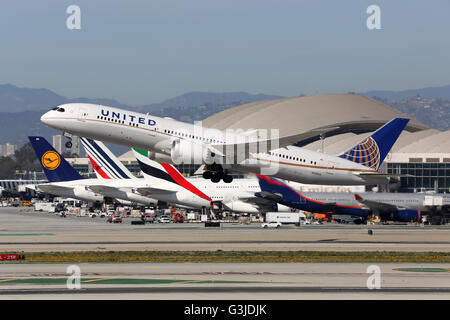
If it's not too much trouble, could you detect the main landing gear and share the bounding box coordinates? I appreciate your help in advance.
[202,163,233,183]
[63,133,72,148]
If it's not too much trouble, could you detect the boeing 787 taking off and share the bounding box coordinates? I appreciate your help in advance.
[41,103,408,185]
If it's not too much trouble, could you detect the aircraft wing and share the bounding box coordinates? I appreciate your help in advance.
[36,184,74,194]
[211,126,339,157]
[136,187,177,196]
[354,194,397,211]
[253,191,338,213]
[254,191,284,202]
[238,193,280,211]
[88,185,124,194]
[356,173,414,184]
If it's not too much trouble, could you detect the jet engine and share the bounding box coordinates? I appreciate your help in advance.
[170,139,216,165]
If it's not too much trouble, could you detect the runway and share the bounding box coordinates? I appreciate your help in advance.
[1,208,450,299]
[1,208,450,252]
[0,263,449,299]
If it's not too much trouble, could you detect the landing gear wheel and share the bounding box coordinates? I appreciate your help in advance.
[65,141,72,148]
[211,163,223,172]
[211,174,221,183]
[203,171,213,180]
[223,175,233,183]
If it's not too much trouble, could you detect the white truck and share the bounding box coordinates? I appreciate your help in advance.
[34,202,56,213]
[265,212,308,226]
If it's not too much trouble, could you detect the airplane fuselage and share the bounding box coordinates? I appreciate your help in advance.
[41,104,380,186]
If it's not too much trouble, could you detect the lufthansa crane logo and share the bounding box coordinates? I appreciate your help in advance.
[42,151,61,170]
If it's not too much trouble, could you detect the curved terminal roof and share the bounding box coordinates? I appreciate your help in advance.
[203,94,428,140]
[396,130,450,153]
[304,129,440,155]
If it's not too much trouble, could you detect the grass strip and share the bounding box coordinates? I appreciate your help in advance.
[3,250,450,263]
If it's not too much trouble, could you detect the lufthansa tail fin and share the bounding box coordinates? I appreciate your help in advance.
[80,137,134,179]
[28,136,84,182]
[338,118,409,170]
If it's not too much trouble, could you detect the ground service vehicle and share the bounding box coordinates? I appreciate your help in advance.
[261,221,282,228]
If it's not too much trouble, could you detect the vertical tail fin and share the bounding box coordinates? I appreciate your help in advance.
[338,118,409,170]
[132,148,184,184]
[28,136,84,182]
[133,149,212,201]
[80,137,134,179]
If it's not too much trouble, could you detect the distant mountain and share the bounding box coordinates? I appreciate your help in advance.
[0,84,137,113]
[379,97,450,131]
[0,110,60,147]
[0,84,283,114]
[137,91,283,113]
[361,85,450,101]
[0,84,284,151]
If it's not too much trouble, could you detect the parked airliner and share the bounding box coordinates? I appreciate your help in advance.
[256,175,450,222]
[40,103,408,185]
[80,137,158,206]
[131,148,291,213]
[29,136,157,205]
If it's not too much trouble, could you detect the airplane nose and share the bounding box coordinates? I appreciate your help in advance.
[40,111,50,124]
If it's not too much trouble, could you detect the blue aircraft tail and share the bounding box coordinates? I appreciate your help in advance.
[28,136,84,182]
[338,118,409,170]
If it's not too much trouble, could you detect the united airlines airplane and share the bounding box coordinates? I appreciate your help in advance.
[40,103,408,185]
[256,175,450,222]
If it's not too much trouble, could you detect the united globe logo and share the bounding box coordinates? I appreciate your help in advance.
[342,137,380,170]
[41,151,61,170]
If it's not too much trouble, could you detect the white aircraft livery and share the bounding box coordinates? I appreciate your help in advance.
[80,137,158,205]
[130,148,291,213]
[40,103,409,185]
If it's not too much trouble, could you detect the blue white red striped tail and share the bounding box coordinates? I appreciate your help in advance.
[80,137,134,179]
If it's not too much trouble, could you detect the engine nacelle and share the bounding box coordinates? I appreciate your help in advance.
[223,200,259,213]
[148,151,172,163]
[170,139,216,165]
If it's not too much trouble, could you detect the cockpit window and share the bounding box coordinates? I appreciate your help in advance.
[57,108,65,112]
[51,107,58,110]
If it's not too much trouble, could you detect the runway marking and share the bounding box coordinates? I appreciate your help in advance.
[0,278,21,283]
[0,233,55,236]
[175,280,206,285]
[82,278,111,283]
[394,268,450,273]
[0,278,258,285]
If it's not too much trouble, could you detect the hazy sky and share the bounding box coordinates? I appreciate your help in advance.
[1,1,450,105]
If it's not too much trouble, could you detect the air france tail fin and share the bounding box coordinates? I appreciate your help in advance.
[28,136,84,182]
[80,137,134,179]
[133,149,212,201]
[338,118,409,170]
